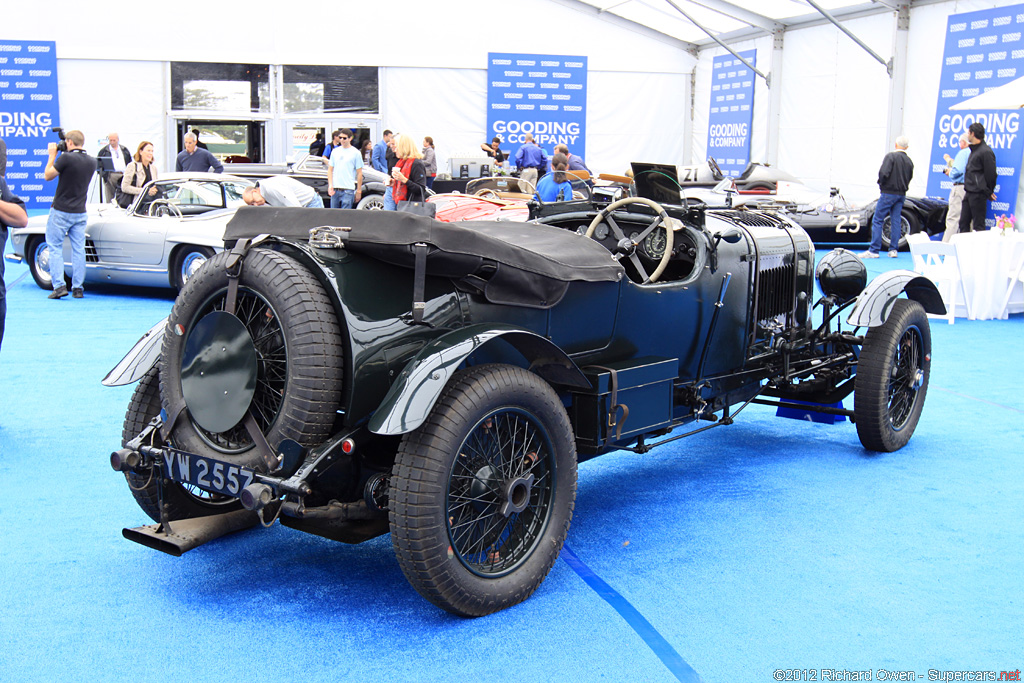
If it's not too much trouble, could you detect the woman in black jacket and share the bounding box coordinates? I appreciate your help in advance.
[391,134,428,204]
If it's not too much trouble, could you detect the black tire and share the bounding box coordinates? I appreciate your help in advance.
[881,211,920,251]
[122,367,241,523]
[171,245,216,289]
[25,235,56,290]
[356,193,385,210]
[390,364,577,617]
[854,299,931,452]
[159,248,344,470]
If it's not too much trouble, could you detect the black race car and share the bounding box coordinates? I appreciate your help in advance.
[105,191,944,617]
[679,160,948,251]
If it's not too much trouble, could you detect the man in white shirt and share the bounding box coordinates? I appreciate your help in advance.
[96,133,131,203]
[327,129,363,209]
[243,176,323,208]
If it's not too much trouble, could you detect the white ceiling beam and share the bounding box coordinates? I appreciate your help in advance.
[663,0,771,82]
[804,0,891,73]
[550,0,699,51]
[684,0,783,32]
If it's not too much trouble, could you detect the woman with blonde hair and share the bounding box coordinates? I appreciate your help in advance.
[119,141,159,208]
[391,134,428,204]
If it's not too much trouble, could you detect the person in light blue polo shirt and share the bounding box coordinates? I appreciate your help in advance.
[942,133,970,242]
[327,129,363,209]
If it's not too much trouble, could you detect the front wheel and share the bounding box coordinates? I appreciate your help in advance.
[356,193,385,210]
[854,299,931,452]
[171,245,215,289]
[25,236,56,289]
[390,364,577,617]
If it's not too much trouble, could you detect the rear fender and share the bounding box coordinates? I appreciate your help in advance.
[368,323,590,435]
[102,318,167,386]
[846,270,945,328]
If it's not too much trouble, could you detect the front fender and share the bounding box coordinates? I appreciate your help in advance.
[368,323,590,436]
[846,270,945,328]
[102,318,167,386]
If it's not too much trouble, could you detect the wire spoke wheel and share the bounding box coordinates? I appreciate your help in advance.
[159,248,343,470]
[390,364,577,617]
[854,299,931,452]
[447,409,554,577]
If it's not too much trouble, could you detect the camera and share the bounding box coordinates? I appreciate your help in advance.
[52,126,67,153]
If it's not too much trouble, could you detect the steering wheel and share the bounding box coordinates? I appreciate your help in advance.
[474,188,500,200]
[148,199,183,219]
[707,157,724,181]
[585,196,675,284]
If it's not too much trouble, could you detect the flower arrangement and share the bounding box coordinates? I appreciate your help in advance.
[995,213,1016,236]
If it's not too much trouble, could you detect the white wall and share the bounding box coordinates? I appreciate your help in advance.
[6,0,696,175]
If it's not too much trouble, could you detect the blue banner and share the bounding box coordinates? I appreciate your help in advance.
[1,39,60,212]
[486,52,587,165]
[707,50,756,178]
[927,6,1024,228]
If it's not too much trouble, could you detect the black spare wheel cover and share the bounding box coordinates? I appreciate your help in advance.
[180,311,258,434]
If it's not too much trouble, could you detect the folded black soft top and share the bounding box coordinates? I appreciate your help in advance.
[224,207,624,309]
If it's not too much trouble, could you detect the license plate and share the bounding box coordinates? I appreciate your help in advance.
[161,448,256,498]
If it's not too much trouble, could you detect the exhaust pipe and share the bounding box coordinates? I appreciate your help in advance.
[122,509,260,557]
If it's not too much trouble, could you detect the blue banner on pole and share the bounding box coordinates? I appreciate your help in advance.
[486,53,587,166]
[927,6,1024,228]
[0,39,61,212]
[707,50,756,178]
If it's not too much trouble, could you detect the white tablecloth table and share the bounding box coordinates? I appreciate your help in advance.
[949,230,1024,320]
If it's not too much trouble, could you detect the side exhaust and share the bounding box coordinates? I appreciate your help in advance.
[122,509,260,557]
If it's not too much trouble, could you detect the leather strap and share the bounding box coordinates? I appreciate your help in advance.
[412,242,428,323]
[586,365,630,441]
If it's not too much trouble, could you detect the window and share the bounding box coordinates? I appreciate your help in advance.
[282,65,378,114]
[172,62,270,113]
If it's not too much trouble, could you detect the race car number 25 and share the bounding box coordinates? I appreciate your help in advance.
[835,215,861,234]
[162,448,255,497]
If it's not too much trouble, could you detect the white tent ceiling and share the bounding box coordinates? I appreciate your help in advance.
[565,0,912,48]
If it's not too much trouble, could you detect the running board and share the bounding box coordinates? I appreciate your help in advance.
[122,509,260,557]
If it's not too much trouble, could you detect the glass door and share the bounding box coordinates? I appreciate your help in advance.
[286,120,376,163]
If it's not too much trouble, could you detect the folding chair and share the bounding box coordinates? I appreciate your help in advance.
[908,232,970,324]
[998,239,1024,319]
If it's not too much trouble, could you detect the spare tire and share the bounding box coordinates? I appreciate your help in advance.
[159,248,344,470]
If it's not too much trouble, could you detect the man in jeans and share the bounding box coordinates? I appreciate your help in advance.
[327,128,363,209]
[861,136,914,258]
[43,129,95,299]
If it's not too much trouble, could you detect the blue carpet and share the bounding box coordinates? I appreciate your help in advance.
[1,244,1021,682]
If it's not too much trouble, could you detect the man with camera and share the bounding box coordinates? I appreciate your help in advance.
[43,129,95,299]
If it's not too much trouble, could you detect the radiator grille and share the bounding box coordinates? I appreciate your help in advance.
[756,263,795,321]
[710,209,785,228]
[85,240,98,263]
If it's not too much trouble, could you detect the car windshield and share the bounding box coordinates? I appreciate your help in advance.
[134,179,252,216]
[466,177,534,196]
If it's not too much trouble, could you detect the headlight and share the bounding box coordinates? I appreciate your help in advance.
[815,248,866,303]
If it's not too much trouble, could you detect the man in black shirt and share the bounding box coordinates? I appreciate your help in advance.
[1,176,29,351]
[43,129,95,299]
[958,122,998,233]
[861,136,914,258]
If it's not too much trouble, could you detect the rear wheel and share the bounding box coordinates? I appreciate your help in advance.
[881,211,920,251]
[159,248,344,470]
[122,367,240,522]
[854,299,931,452]
[390,364,577,617]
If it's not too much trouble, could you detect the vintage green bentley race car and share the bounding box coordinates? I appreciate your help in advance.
[106,195,944,616]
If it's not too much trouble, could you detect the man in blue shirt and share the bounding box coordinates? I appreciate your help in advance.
[175,132,224,173]
[322,130,343,159]
[515,134,548,190]
[942,133,970,242]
